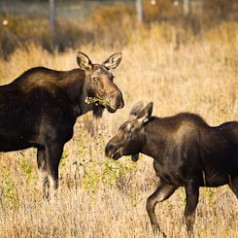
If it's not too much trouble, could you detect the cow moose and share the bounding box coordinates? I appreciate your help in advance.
[0,52,124,199]
[105,101,238,237]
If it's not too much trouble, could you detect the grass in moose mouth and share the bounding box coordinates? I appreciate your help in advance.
[85,94,110,107]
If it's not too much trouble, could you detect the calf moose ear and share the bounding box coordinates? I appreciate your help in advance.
[137,102,153,124]
[77,52,93,71]
[103,52,122,70]
[130,101,144,116]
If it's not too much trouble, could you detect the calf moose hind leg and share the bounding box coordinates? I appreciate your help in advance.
[146,180,177,237]
[184,181,199,236]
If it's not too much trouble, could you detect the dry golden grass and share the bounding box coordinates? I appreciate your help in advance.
[1,22,238,237]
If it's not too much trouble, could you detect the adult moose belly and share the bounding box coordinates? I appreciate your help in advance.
[0,135,33,152]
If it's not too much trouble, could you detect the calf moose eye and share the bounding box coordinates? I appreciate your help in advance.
[127,131,133,139]
[126,123,134,132]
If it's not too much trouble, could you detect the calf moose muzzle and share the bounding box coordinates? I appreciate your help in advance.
[105,142,122,160]
[105,140,139,162]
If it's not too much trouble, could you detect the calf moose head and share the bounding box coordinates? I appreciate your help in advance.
[105,101,153,162]
[77,52,124,117]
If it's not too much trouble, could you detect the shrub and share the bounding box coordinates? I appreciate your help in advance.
[0,166,19,209]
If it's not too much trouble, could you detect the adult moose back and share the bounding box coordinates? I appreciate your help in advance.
[105,102,238,237]
[0,52,124,199]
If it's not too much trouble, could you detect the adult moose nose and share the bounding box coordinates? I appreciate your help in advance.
[108,90,124,110]
[117,95,124,109]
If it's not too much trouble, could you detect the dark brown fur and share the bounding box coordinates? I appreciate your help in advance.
[0,52,124,199]
[105,102,238,237]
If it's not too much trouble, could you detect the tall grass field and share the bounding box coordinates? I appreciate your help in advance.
[1,22,238,237]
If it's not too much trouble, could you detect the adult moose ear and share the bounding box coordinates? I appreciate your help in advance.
[137,102,153,124]
[103,52,122,70]
[77,52,93,71]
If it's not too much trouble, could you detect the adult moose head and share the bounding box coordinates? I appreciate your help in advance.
[0,52,124,199]
[105,102,238,237]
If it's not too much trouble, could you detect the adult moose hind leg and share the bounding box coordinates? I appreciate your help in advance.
[146,179,177,237]
[184,181,199,236]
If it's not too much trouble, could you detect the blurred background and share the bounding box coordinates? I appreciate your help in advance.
[0,0,237,59]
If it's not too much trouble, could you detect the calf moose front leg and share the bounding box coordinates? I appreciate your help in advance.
[184,181,199,236]
[146,180,177,237]
[37,141,64,200]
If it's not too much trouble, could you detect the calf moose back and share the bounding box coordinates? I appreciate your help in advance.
[0,52,124,199]
[105,102,238,237]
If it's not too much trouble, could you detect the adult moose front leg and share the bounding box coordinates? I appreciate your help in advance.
[184,181,199,236]
[45,140,64,199]
[146,179,177,237]
[37,148,50,200]
[37,141,64,200]
[228,175,238,199]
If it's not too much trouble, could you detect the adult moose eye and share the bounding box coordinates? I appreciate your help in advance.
[92,76,99,85]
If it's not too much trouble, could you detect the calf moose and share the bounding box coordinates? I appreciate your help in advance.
[105,102,238,236]
[0,52,124,199]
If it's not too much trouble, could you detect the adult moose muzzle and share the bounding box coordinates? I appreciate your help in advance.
[0,51,124,199]
[106,101,238,237]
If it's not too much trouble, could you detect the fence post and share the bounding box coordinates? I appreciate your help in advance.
[135,0,143,22]
[183,0,191,30]
[183,0,190,17]
[49,0,56,37]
